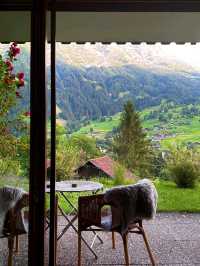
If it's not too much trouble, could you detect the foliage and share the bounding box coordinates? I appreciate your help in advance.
[113,163,133,186]
[170,162,198,188]
[166,146,200,188]
[56,137,80,181]
[0,175,29,191]
[55,130,100,180]
[0,43,27,177]
[0,42,23,118]
[151,151,166,178]
[16,134,30,176]
[0,158,20,177]
[70,134,101,160]
[113,163,126,186]
[112,101,154,177]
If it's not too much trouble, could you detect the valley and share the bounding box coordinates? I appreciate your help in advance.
[74,103,200,151]
[1,43,200,151]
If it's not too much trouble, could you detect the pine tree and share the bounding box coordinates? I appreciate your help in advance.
[113,100,153,177]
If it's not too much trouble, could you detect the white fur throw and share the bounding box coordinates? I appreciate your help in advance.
[0,186,27,237]
[104,179,158,235]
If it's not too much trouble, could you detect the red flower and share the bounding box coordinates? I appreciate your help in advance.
[17,72,24,80]
[24,111,31,117]
[16,91,21,98]
[12,42,17,47]
[17,79,25,87]
[5,60,13,71]
[10,44,20,58]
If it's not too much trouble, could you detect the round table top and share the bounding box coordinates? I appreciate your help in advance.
[46,180,103,193]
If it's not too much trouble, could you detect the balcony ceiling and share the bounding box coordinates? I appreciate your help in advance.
[0,11,200,43]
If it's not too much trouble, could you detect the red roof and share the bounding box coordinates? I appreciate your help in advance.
[89,156,135,179]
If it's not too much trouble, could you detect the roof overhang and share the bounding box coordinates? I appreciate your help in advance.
[1,1,200,43]
[1,0,200,12]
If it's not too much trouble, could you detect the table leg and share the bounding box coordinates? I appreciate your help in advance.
[60,192,103,244]
[58,204,98,259]
[57,211,78,240]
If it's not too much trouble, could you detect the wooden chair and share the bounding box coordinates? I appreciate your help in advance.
[0,191,29,266]
[78,194,156,266]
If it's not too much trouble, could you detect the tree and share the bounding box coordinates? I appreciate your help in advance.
[56,137,80,181]
[70,134,101,160]
[112,100,153,177]
[90,127,94,136]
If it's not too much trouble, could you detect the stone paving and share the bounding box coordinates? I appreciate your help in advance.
[0,213,200,266]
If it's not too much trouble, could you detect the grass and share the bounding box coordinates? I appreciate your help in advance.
[0,176,200,213]
[75,113,121,136]
[0,175,29,191]
[154,179,200,212]
[74,105,200,149]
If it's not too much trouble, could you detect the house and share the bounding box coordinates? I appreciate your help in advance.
[77,155,136,180]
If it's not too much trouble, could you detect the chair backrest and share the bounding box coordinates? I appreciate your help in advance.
[0,187,29,237]
[78,179,157,235]
[78,194,105,231]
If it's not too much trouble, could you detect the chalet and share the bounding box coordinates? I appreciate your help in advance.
[77,155,135,180]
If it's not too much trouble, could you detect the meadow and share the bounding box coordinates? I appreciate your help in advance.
[75,104,200,150]
[1,176,200,213]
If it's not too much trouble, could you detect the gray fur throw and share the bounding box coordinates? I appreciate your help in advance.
[0,186,28,237]
[104,179,158,235]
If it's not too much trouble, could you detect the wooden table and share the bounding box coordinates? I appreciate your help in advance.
[46,180,103,259]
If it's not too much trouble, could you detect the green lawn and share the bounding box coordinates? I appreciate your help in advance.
[1,176,200,213]
[154,179,200,212]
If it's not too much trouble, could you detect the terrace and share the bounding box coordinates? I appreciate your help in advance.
[1,213,200,265]
[1,1,200,265]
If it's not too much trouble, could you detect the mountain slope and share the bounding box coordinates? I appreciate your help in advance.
[1,43,200,129]
[55,62,200,126]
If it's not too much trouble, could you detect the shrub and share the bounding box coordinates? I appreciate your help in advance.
[113,163,133,186]
[167,146,200,188]
[169,161,199,188]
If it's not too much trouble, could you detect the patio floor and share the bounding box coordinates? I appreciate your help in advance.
[0,212,200,265]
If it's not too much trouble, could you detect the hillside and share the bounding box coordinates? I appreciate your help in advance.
[74,103,200,150]
[1,43,200,131]
[56,62,200,129]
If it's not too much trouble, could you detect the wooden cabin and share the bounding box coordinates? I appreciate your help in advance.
[77,155,135,180]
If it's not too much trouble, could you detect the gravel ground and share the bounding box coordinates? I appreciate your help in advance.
[0,213,200,266]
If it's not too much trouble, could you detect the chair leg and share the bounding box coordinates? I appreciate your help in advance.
[112,231,116,249]
[141,228,156,266]
[122,234,129,266]
[78,231,81,266]
[8,237,14,266]
[14,235,19,253]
